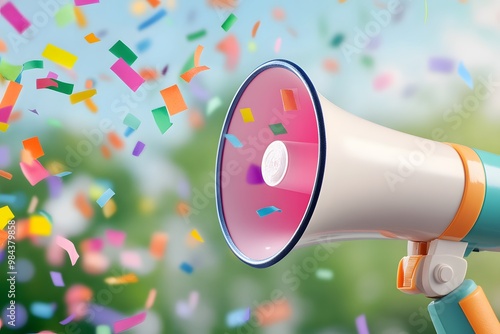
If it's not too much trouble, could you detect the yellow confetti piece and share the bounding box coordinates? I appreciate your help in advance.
[29,214,52,236]
[0,206,14,229]
[239,107,254,123]
[70,88,96,104]
[105,273,138,285]
[42,44,78,69]
[74,6,87,28]
[190,229,204,243]
[103,198,116,218]
[0,122,9,132]
[84,32,100,43]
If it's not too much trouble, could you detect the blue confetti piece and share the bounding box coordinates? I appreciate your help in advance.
[136,39,152,53]
[256,206,282,217]
[226,308,251,328]
[30,302,56,319]
[96,188,115,208]
[225,134,243,148]
[138,8,167,31]
[458,61,473,89]
[124,126,135,137]
[180,262,194,274]
[55,171,72,177]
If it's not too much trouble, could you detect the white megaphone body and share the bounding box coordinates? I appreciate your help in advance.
[215,60,500,333]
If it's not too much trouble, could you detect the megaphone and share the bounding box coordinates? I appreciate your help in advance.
[215,59,500,333]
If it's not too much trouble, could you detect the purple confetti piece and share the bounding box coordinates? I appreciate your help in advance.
[29,108,39,115]
[50,271,65,287]
[356,314,370,334]
[246,164,264,184]
[46,176,63,198]
[428,57,454,73]
[0,146,10,167]
[60,313,75,325]
[132,141,145,156]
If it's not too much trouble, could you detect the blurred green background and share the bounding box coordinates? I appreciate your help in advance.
[2,0,500,333]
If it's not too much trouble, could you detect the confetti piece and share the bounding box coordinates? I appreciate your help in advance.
[356,314,370,334]
[239,107,254,122]
[221,13,238,31]
[96,325,112,334]
[114,312,147,333]
[150,232,168,259]
[274,37,282,53]
[251,20,260,38]
[84,33,100,43]
[217,34,239,70]
[70,89,96,104]
[226,308,251,328]
[109,40,138,66]
[138,8,167,30]
[105,273,138,285]
[55,171,71,177]
[280,89,298,111]
[207,96,222,115]
[28,196,38,214]
[147,0,161,7]
[22,136,44,159]
[160,84,188,115]
[124,126,134,137]
[0,230,7,246]
[137,38,152,53]
[60,313,75,325]
[43,79,75,95]
[31,302,56,319]
[373,73,393,91]
[0,106,12,123]
[225,133,243,148]
[110,58,145,92]
[20,160,50,186]
[330,33,345,47]
[316,268,334,280]
[255,299,291,326]
[56,235,80,265]
[428,57,454,73]
[145,289,157,309]
[0,206,14,229]
[190,229,204,243]
[106,229,126,247]
[124,113,141,130]
[36,78,58,89]
[272,7,286,21]
[180,262,194,274]
[132,141,145,157]
[0,170,12,180]
[42,44,78,70]
[29,214,52,236]
[323,58,339,73]
[75,192,94,219]
[0,2,31,33]
[256,206,282,217]
[23,60,43,71]
[85,98,98,112]
[74,6,87,27]
[180,65,210,83]
[246,164,264,184]
[96,188,115,208]
[101,145,111,159]
[458,61,473,89]
[0,59,22,81]
[75,0,100,5]
[55,4,76,27]
[103,198,117,218]
[1,80,22,110]
[50,271,65,287]
[269,123,287,135]
[187,29,207,41]
[0,39,6,52]
[107,131,124,149]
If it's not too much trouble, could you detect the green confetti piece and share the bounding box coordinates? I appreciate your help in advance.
[47,119,62,127]
[221,13,238,32]
[23,60,44,70]
[109,40,138,66]
[45,79,74,95]
[186,29,206,41]
[96,325,112,334]
[55,4,76,27]
[151,106,173,134]
[0,59,23,81]
[316,268,334,280]
[330,33,344,47]
[180,53,195,76]
[123,113,141,130]
[360,55,374,68]
[269,123,287,135]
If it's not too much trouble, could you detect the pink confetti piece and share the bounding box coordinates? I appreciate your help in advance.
[50,271,65,287]
[373,73,393,91]
[145,289,157,309]
[0,106,13,123]
[216,34,240,71]
[120,250,142,269]
[20,160,50,186]
[105,229,126,247]
[36,78,58,89]
[56,235,80,266]
[356,314,370,334]
[47,71,58,79]
[110,58,145,92]
[113,312,147,333]
[60,313,75,325]
[74,0,100,5]
[0,2,31,34]
[274,37,282,53]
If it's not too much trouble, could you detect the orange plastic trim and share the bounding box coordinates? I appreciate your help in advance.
[439,144,486,241]
[459,286,500,333]
[397,255,423,294]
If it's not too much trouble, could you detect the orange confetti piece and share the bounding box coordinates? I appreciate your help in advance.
[146,0,160,7]
[193,44,204,67]
[150,232,168,259]
[145,289,157,309]
[103,199,116,218]
[22,136,44,159]
[84,79,94,88]
[74,192,94,219]
[255,299,292,326]
[105,273,138,285]
[176,201,190,216]
[180,65,209,83]
[101,145,111,159]
[0,229,7,247]
[20,149,34,165]
[323,58,339,73]
[139,68,158,81]
[8,110,21,122]
[0,39,7,52]
[74,6,87,28]
[84,98,98,113]
[251,20,260,38]
[107,131,124,150]
[84,33,100,43]
[280,89,298,111]
[160,84,188,115]
[0,81,22,110]
[216,34,239,71]
[188,109,204,129]
[0,170,12,180]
